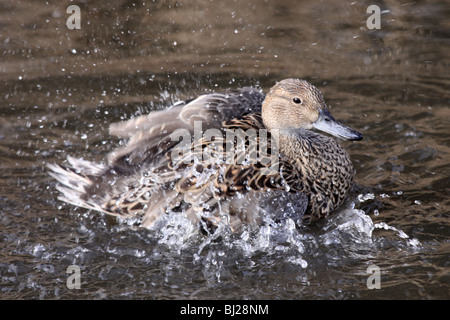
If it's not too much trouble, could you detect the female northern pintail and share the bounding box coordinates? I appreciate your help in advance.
[48,79,363,232]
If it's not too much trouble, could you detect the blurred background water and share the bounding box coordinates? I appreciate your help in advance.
[0,0,449,299]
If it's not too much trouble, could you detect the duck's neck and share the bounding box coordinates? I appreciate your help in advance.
[272,128,355,219]
[273,127,354,183]
[271,128,319,162]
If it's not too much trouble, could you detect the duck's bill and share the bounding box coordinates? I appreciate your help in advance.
[312,109,363,141]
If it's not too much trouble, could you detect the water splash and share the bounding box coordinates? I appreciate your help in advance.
[374,221,421,248]
[320,209,375,247]
[142,190,422,287]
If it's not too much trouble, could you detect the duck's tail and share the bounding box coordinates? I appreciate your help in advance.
[47,156,183,227]
[46,156,110,214]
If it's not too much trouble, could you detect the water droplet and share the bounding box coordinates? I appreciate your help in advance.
[358,193,375,202]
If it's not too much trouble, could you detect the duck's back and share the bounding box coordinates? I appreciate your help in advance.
[48,87,268,230]
[107,87,265,171]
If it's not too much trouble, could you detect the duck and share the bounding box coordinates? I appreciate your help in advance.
[48,78,363,233]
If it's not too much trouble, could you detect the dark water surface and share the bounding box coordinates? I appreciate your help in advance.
[1,0,449,299]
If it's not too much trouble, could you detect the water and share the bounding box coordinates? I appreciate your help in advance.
[1,0,449,299]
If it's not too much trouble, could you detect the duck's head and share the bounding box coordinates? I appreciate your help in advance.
[262,78,363,141]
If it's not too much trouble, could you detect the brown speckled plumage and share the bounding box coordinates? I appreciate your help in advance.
[48,79,362,232]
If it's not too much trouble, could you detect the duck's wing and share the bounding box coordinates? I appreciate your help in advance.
[175,113,306,196]
[48,87,264,227]
[107,87,264,170]
[171,113,309,231]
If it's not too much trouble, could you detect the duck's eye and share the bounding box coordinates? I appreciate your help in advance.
[293,97,302,104]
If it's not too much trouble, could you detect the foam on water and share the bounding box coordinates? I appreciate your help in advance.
[148,191,422,285]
